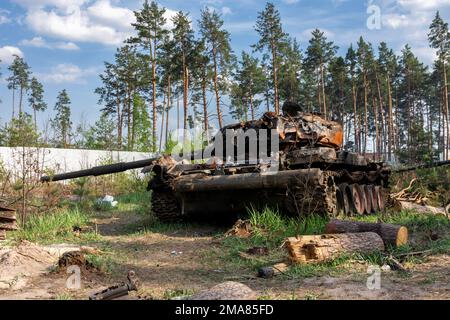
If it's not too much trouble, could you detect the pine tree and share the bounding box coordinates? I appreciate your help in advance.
[428,11,450,160]
[7,55,31,118]
[233,51,265,120]
[304,29,337,119]
[378,42,399,161]
[52,89,72,148]
[356,37,374,154]
[95,62,125,149]
[172,11,195,131]
[345,45,359,152]
[279,38,303,104]
[28,77,47,128]
[199,7,233,128]
[131,0,169,152]
[254,2,288,115]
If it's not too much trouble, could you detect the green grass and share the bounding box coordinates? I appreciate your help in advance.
[114,191,151,215]
[12,208,100,244]
[219,206,449,278]
[85,253,116,273]
[219,207,330,273]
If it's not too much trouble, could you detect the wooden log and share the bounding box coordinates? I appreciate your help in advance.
[0,207,16,222]
[285,232,385,264]
[0,214,16,223]
[325,219,408,247]
[0,229,5,240]
[0,222,18,231]
[396,201,449,218]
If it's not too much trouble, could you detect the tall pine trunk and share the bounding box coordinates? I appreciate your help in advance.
[443,64,449,160]
[166,76,171,146]
[363,72,368,155]
[271,43,280,115]
[202,67,209,138]
[212,47,223,128]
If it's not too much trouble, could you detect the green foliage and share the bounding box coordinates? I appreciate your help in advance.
[51,89,72,148]
[85,254,116,273]
[0,113,40,146]
[82,113,117,150]
[72,177,91,201]
[132,94,152,152]
[28,77,47,115]
[13,208,97,244]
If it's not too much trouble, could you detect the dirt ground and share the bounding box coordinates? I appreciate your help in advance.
[0,210,449,300]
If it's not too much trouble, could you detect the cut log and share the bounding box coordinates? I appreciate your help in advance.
[258,262,290,279]
[285,232,385,264]
[395,201,449,218]
[0,222,18,231]
[0,206,16,222]
[0,216,16,223]
[325,219,408,247]
[0,229,5,240]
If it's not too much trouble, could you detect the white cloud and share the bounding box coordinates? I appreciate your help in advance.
[379,0,450,65]
[0,9,11,24]
[37,63,97,84]
[20,36,80,50]
[87,0,135,31]
[14,0,134,46]
[396,0,450,11]
[221,6,232,15]
[13,0,88,10]
[0,46,24,64]
[24,7,131,45]
[282,0,300,4]
[15,0,178,46]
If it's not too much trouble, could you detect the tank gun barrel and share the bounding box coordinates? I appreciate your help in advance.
[40,158,158,182]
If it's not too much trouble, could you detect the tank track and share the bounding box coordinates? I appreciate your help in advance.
[151,191,182,222]
[286,171,388,217]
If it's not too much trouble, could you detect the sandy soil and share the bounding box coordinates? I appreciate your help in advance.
[0,211,449,300]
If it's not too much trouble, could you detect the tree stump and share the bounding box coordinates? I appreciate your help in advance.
[285,232,385,264]
[325,219,408,247]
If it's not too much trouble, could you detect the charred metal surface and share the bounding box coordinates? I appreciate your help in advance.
[89,271,139,300]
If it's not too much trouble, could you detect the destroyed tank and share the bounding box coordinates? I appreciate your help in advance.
[41,105,391,222]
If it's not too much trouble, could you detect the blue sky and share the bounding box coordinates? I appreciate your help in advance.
[0,0,449,131]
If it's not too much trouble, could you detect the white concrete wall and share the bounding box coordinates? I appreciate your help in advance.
[0,147,157,175]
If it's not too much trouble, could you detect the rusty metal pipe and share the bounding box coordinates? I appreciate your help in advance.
[173,168,323,193]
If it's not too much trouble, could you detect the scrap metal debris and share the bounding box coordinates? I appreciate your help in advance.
[89,271,139,300]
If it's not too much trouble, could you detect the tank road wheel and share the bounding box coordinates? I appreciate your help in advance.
[375,186,385,212]
[363,185,375,214]
[350,184,365,215]
[339,183,352,216]
[151,191,182,222]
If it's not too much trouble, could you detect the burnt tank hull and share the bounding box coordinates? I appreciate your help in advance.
[148,112,391,222]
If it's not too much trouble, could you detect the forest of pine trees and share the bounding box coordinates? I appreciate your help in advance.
[0,1,449,164]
